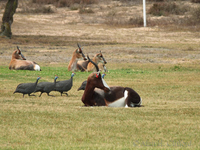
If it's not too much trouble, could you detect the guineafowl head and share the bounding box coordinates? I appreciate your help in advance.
[102,73,106,79]
[37,76,41,80]
[55,75,59,80]
[71,72,75,78]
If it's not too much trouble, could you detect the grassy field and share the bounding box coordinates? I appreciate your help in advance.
[1,0,200,149]
[0,61,200,149]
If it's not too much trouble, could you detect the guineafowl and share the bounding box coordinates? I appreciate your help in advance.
[54,72,75,96]
[77,80,87,91]
[35,75,58,97]
[13,76,41,97]
[77,74,106,91]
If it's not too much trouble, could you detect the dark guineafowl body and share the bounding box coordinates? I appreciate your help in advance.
[55,73,75,96]
[77,80,87,91]
[13,76,41,97]
[35,76,58,97]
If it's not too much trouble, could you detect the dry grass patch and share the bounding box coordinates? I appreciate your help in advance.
[1,63,200,149]
[0,0,200,148]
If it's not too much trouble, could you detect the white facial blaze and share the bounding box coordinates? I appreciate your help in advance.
[103,65,107,70]
[102,78,110,90]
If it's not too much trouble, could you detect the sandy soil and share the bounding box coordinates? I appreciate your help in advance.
[0,0,200,66]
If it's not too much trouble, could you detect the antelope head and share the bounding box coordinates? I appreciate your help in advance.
[87,55,110,92]
[99,51,107,64]
[94,51,107,65]
[12,46,26,60]
[76,43,87,60]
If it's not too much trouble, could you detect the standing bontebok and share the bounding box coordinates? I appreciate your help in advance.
[81,56,142,107]
[68,44,87,71]
[77,51,107,72]
[9,46,41,71]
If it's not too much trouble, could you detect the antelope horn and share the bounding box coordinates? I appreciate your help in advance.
[17,46,26,60]
[87,55,99,72]
[17,46,20,50]
[77,43,81,49]
[17,46,21,53]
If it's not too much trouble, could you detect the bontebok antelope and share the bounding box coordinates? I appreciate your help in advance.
[77,51,107,72]
[68,44,87,71]
[81,56,142,107]
[9,46,41,71]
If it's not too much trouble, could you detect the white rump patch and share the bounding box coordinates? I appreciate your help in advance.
[138,98,142,106]
[130,98,142,107]
[108,90,128,107]
[102,78,110,90]
[34,64,41,71]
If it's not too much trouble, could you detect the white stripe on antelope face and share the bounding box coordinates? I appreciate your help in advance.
[102,78,110,90]
[108,90,128,107]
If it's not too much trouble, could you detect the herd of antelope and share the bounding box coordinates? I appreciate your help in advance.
[10,44,142,107]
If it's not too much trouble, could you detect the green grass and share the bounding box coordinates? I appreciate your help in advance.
[0,63,200,149]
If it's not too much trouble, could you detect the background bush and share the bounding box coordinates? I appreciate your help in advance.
[148,2,188,16]
[32,0,98,7]
[191,0,200,3]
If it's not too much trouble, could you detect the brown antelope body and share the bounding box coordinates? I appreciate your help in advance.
[68,44,87,71]
[81,56,142,107]
[9,46,41,71]
[77,51,107,72]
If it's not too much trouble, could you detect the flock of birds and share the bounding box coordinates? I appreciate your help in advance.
[13,73,75,97]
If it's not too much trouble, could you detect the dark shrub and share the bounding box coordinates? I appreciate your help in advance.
[148,2,187,16]
[191,0,200,3]
[32,0,98,7]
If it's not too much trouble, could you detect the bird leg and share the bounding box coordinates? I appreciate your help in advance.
[39,92,43,97]
[60,92,68,96]
[47,93,55,97]
[63,92,68,96]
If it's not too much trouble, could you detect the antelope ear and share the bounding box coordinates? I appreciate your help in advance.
[18,50,21,54]
[77,48,81,53]
[17,46,21,54]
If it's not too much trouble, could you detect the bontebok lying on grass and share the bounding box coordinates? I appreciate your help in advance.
[81,56,142,107]
[9,46,41,71]
[68,43,87,71]
[77,51,107,72]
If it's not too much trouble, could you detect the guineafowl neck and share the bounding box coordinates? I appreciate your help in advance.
[71,77,73,84]
[54,79,57,84]
[34,79,39,87]
[35,79,39,84]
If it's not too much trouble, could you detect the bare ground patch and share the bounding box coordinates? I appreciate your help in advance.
[0,1,200,66]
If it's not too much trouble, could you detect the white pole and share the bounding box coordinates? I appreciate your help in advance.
[143,0,146,27]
